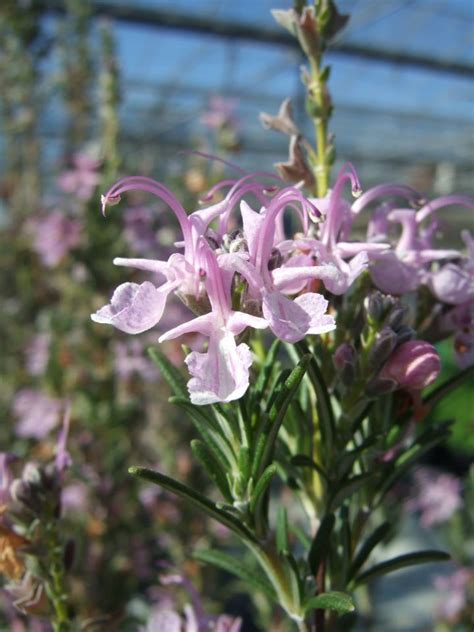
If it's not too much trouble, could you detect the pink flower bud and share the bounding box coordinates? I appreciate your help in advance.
[380,340,441,390]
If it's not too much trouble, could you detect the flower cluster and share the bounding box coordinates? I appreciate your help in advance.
[91,164,474,404]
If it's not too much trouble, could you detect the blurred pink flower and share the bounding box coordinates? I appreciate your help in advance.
[12,390,62,439]
[25,333,50,377]
[407,467,462,527]
[434,568,471,621]
[29,211,82,267]
[57,153,100,201]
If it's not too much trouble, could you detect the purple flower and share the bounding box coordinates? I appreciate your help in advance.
[434,568,471,621]
[29,211,82,267]
[57,152,100,201]
[201,96,239,131]
[12,390,62,439]
[92,173,335,403]
[113,338,159,381]
[362,193,474,296]
[380,340,441,391]
[441,300,474,368]
[407,467,462,527]
[430,230,474,305]
[159,245,268,404]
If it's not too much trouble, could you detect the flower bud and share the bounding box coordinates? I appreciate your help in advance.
[369,327,398,369]
[380,340,441,390]
[386,305,406,331]
[395,325,415,345]
[333,343,356,386]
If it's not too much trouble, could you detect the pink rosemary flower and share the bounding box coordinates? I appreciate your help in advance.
[362,193,474,295]
[407,467,462,527]
[91,172,335,403]
[57,152,101,201]
[434,568,472,621]
[12,390,63,439]
[29,211,82,268]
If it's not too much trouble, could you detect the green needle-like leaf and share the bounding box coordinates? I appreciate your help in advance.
[308,513,335,575]
[249,463,277,515]
[255,355,310,479]
[349,521,392,580]
[276,507,289,555]
[147,347,188,399]
[169,397,236,469]
[354,550,450,586]
[191,440,233,503]
[304,591,355,615]
[193,549,276,600]
[129,466,257,543]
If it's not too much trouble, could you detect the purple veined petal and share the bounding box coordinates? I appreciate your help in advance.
[370,252,419,295]
[262,290,313,343]
[272,265,333,290]
[416,194,474,223]
[227,311,268,335]
[185,332,253,405]
[294,293,336,334]
[430,264,474,305]
[336,241,390,258]
[240,201,266,260]
[158,313,214,342]
[351,183,424,214]
[91,280,177,334]
[113,257,169,276]
[217,252,264,294]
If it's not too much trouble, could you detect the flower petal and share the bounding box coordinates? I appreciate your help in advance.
[91,281,174,334]
[262,291,311,343]
[185,332,252,405]
[294,293,336,334]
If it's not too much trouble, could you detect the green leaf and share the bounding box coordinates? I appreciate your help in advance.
[295,342,335,447]
[193,549,276,601]
[375,425,452,504]
[308,514,335,575]
[276,507,289,555]
[354,550,450,586]
[169,397,236,469]
[305,591,355,615]
[191,440,233,503]
[253,339,281,406]
[349,521,392,580]
[129,466,256,543]
[249,464,277,515]
[256,356,310,478]
[291,454,329,484]
[328,472,375,512]
[147,347,188,399]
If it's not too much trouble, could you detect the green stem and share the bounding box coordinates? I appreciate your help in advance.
[46,521,71,631]
[309,57,330,198]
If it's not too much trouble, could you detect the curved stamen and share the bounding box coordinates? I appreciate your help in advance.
[352,184,424,214]
[322,163,362,249]
[101,176,192,253]
[178,149,248,175]
[255,188,317,274]
[416,195,474,223]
